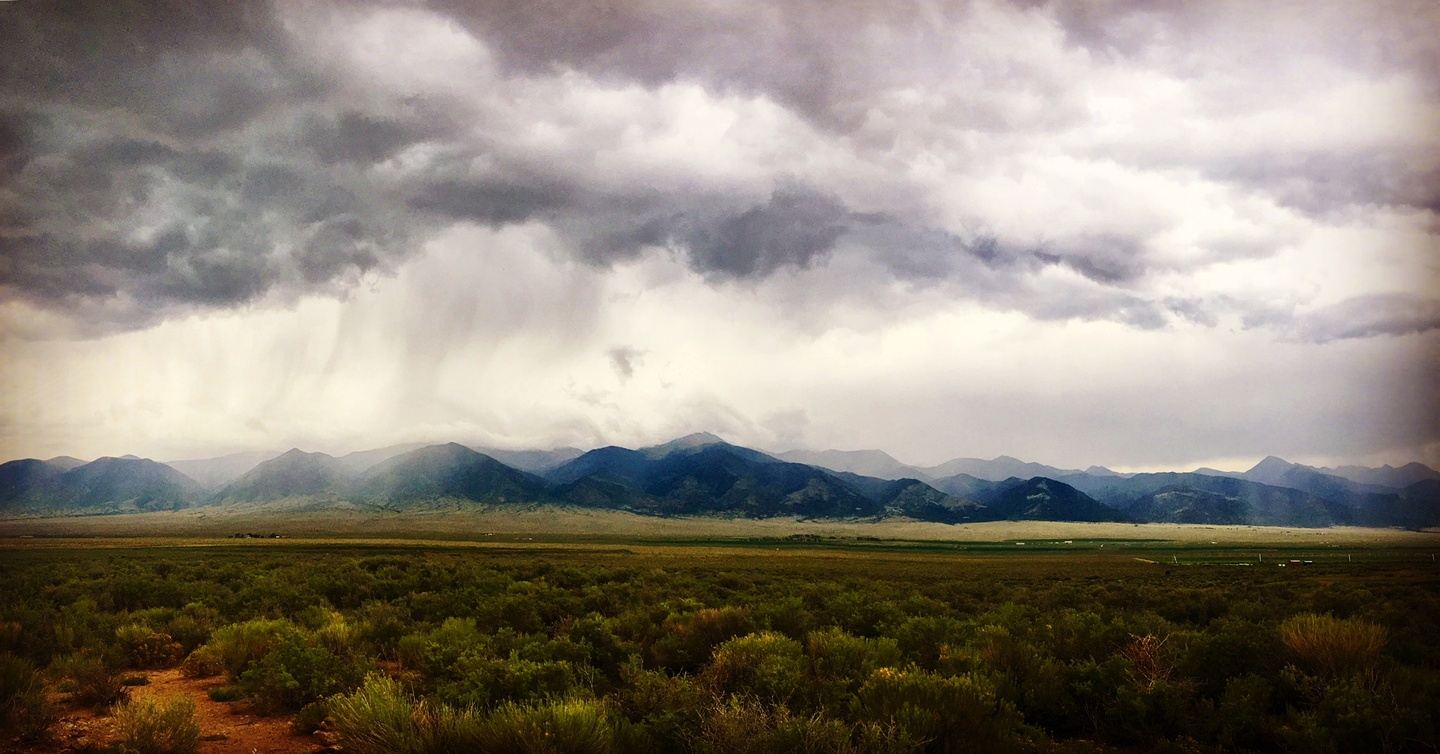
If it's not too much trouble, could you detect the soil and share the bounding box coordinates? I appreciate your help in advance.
[35,669,317,753]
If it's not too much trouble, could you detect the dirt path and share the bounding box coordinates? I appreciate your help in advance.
[43,669,316,753]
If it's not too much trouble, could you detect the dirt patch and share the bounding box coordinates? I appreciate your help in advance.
[36,669,316,753]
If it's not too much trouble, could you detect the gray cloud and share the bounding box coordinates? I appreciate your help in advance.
[608,346,643,380]
[1294,295,1440,343]
[0,0,1435,342]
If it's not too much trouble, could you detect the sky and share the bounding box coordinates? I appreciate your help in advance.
[1,0,1438,471]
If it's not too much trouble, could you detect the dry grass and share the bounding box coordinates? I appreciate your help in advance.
[1278,613,1387,677]
[2,506,1435,546]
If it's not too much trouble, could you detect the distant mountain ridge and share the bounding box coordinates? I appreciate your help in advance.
[1,438,1435,528]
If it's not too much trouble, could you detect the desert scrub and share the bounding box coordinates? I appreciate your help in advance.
[52,652,129,709]
[473,697,616,754]
[1279,613,1387,677]
[857,667,1024,753]
[702,632,805,705]
[115,624,183,669]
[178,644,224,679]
[327,673,445,754]
[201,618,302,677]
[0,653,55,742]
[112,693,200,754]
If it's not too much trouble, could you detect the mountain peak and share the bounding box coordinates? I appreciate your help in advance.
[668,432,726,446]
[641,432,728,458]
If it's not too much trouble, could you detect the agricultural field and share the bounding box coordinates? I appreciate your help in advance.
[1,527,1438,753]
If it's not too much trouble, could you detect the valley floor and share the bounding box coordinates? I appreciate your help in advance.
[1,505,1437,547]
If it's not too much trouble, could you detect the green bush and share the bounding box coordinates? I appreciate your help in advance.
[237,633,369,713]
[702,632,805,705]
[203,618,302,677]
[806,628,902,708]
[53,652,129,709]
[857,667,1023,753]
[116,624,184,669]
[652,607,754,671]
[293,699,330,736]
[179,644,224,679]
[0,653,54,742]
[433,654,578,709]
[112,693,200,754]
[206,684,244,702]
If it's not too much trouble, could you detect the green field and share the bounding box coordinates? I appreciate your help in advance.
[2,520,1438,752]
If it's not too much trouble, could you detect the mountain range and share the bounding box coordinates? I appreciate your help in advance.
[1,435,1436,529]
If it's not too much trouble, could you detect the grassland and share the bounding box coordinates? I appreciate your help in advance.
[2,505,1436,546]
[3,512,1438,753]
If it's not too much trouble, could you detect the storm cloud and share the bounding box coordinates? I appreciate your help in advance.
[1,0,1437,468]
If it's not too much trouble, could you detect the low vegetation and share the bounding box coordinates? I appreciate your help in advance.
[111,693,200,754]
[0,541,1437,752]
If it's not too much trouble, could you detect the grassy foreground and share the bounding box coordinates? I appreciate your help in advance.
[2,517,1438,752]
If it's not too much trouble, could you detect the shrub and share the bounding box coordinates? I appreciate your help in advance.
[327,674,453,754]
[53,652,129,709]
[112,693,200,754]
[807,628,902,708]
[1119,633,1173,691]
[702,632,805,705]
[475,697,616,754]
[1279,614,1387,677]
[694,696,915,754]
[293,699,329,736]
[433,654,578,709]
[207,685,244,702]
[652,607,754,671]
[857,667,1023,753]
[165,604,221,654]
[237,633,369,713]
[0,653,54,742]
[116,624,184,669]
[179,645,224,679]
[203,618,302,677]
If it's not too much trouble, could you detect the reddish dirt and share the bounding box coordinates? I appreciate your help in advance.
[37,669,317,753]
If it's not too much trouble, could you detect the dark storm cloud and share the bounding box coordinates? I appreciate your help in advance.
[1,0,1436,337]
[680,187,849,278]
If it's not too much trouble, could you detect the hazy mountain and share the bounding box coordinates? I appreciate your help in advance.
[1198,456,1438,494]
[166,450,282,489]
[777,449,926,480]
[350,443,550,507]
[4,436,1433,528]
[920,455,1081,482]
[0,458,69,510]
[639,432,737,459]
[1059,471,1353,527]
[44,456,88,472]
[336,443,432,474]
[474,446,585,473]
[213,449,347,503]
[1320,462,1440,489]
[29,457,202,513]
